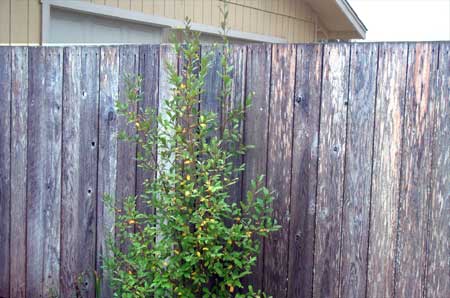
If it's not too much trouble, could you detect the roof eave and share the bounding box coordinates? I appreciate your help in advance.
[336,0,367,39]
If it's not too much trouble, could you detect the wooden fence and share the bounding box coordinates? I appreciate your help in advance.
[0,42,448,298]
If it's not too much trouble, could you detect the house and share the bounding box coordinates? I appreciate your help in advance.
[0,0,366,44]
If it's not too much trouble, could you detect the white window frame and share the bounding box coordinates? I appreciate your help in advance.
[41,0,287,44]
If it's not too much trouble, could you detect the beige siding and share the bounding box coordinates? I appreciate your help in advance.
[0,0,318,44]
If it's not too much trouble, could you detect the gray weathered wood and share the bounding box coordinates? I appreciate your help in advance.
[9,47,28,298]
[313,43,350,298]
[26,47,63,298]
[366,43,408,298]
[241,44,271,291]
[0,47,11,298]
[61,46,100,298]
[395,43,439,298]
[200,44,223,136]
[116,45,139,252]
[287,44,322,298]
[264,44,296,298]
[97,46,119,298]
[425,43,450,298]
[339,43,378,298]
[224,45,246,206]
[136,45,159,217]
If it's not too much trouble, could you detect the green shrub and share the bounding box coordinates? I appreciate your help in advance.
[105,18,279,298]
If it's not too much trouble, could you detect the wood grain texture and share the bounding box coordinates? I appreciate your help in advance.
[224,45,246,206]
[241,44,271,291]
[426,43,450,298]
[9,47,28,298]
[61,46,100,298]
[0,47,11,298]
[200,44,223,135]
[116,45,139,252]
[97,46,119,298]
[26,47,63,298]
[136,45,159,216]
[395,43,439,298]
[263,44,296,298]
[339,43,378,298]
[287,44,322,298]
[366,43,408,298]
[313,43,350,298]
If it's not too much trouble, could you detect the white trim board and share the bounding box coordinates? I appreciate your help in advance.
[41,0,287,44]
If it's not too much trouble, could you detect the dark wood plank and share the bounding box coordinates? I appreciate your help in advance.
[25,48,46,297]
[263,44,296,298]
[426,42,450,298]
[42,47,63,298]
[200,44,222,135]
[224,45,246,206]
[241,44,271,291]
[9,47,28,298]
[338,43,378,298]
[312,43,350,298]
[116,45,139,252]
[366,43,408,298]
[61,46,100,298]
[287,44,322,298]
[395,43,439,298]
[136,45,159,216]
[97,46,119,298]
[0,46,11,298]
[26,47,63,298]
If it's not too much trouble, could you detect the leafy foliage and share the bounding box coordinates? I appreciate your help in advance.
[105,16,279,298]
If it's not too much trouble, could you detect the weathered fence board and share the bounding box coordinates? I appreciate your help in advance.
[10,47,28,298]
[426,43,450,298]
[287,44,322,298]
[97,46,119,298]
[264,44,296,298]
[116,45,139,253]
[339,43,378,298]
[0,47,11,298]
[366,43,409,298]
[396,42,439,298]
[61,46,100,298]
[0,43,448,298]
[136,45,159,215]
[242,44,271,290]
[26,47,63,298]
[313,43,350,298]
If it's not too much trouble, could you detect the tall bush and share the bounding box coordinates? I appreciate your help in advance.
[105,18,279,298]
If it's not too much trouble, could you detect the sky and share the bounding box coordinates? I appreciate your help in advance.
[347,0,450,41]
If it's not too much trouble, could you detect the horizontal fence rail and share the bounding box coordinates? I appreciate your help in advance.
[0,42,448,298]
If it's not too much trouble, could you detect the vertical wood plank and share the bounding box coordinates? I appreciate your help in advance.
[26,47,63,298]
[366,43,408,298]
[61,46,100,298]
[263,44,296,298]
[224,45,246,206]
[97,46,119,298]
[395,43,439,298]
[312,43,350,298]
[116,45,139,252]
[426,42,450,298]
[0,47,11,298]
[43,47,63,298]
[339,43,378,298]
[136,45,159,216]
[287,44,322,298]
[241,44,271,291]
[200,45,222,131]
[10,47,28,298]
